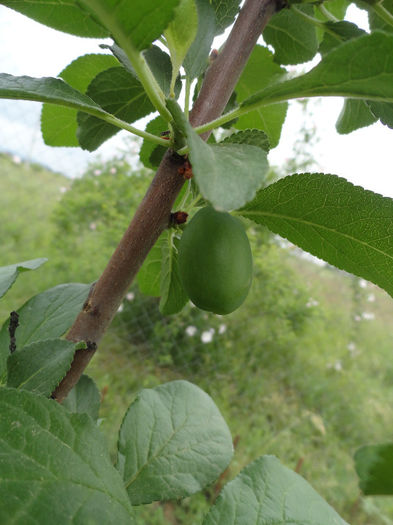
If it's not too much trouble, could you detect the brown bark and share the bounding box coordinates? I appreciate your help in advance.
[53,0,280,402]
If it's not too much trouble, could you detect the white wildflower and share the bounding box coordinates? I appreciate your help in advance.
[347,342,356,352]
[185,326,197,337]
[201,330,214,343]
[306,298,319,308]
[218,324,227,334]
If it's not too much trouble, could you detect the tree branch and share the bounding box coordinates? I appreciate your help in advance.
[53,0,280,402]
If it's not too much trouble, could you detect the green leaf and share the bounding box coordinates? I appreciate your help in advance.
[77,67,154,151]
[80,0,180,51]
[369,0,393,33]
[234,45,288,148]
[159,232,189,315]
[139,116,168,170]
[316,23,378,135]
[313,0,349,42]
[263,5,319,65]
[355,443,393,495]
[221,129,270,152]
[164,0,198,94]
[102,44,182,98]
[316,24,379,134]
[116,380,233,505]
[241,32,393,112]
[240,173,393,301]
[203,455,348,525]
[336,99,378,134]
[0,258,47,299]
[317,0,349,20]
[189,139,270,211]
[6,339,81,396]
[62,374,101,421]
[137,235,164,297]
[184,0,216,79]
[41,54,119,147]
[368,100,393,128]
[0,283,90,379]
[0,388,134,524]
[211,0,241,34]
[168,99,269,211]
[319,21,365,56]
[144,46,183,98]
[0,73,110,120]
[0,0,109,37]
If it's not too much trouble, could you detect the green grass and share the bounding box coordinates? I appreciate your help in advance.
[1,153,393,524]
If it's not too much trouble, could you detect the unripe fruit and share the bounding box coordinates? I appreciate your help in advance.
[178,207,253,315]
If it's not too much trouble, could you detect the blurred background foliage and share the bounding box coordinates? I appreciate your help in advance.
[1,142,393,524]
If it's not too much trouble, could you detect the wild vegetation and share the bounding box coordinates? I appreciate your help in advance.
[1,153,393,523]
[2,0,393,521]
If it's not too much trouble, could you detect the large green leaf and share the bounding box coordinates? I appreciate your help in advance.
[263,5,319,65]
[77,67,154,151]
[355,443,393,495]
[159,232,189,315]
[203,455,348,524]
[0,258,47,299]
[41,54,119,147]
[240,32,393,113]
[184,0,216,79]
[0,73,109,119]
[234,45,287,148]
[240,173,393,300]
[7,339,83,397]
[116,380,233,505]
[168,99,269,211]
[0,283,90,379]
[0,388,134,524]
[0,0,109,37]
[62,374,101,421]
[80,0,180,51]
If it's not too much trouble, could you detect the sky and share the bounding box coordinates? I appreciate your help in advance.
[0,5,392,196]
